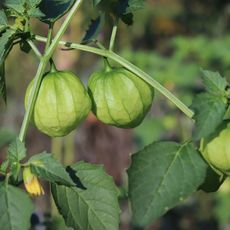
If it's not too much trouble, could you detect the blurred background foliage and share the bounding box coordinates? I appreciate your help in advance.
[0,0,230,229]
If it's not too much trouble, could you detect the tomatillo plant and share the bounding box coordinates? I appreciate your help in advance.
[0,1,229,229]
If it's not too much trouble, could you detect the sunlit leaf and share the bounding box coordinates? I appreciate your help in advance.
[52,162,120,230]
[128,141,208,227]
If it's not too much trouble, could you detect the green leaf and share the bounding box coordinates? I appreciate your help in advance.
[125,0,144,14]
[0,182,34,230]
[191,93,227,140]
[36,0,75,23]
[97,0,144,25]
[7,138,26,180]
[199,165,225,193]
[27,0,42,8]
[8,138,26,163]
[82,14,105,44]
[4,0,42,16]
[127,141,208,227]
[0,10,8,26]
[0,29,16,102]
[52,161,120,230]
[3,0,26,14]
[28,152,75,186]
[201,69,228,95]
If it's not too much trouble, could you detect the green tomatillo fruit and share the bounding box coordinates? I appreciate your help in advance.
[88,64,154,128]
[200,123,230,175]
[25,71,91,137]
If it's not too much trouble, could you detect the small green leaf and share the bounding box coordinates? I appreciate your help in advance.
[27,7,44,18]
[3,0,26,14]
[0,182,34,230]
[8,138,26,163]
[201,69,228,95]
[82,14,105,44]
[52,161,120,230]
[28,152,75,186]
[127,141,208,227]
[191,93,227,140]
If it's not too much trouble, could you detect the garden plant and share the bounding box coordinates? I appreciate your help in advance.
[0,0,229,229]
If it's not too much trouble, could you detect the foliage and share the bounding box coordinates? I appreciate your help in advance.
[0,0,229,229]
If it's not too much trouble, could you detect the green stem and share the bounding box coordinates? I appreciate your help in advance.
[18,0,84,142]
[27,40,42,59]
[45,23,54,52]
[35,35,194,118]
[109,19,118,51]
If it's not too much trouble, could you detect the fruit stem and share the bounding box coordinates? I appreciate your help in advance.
[50,59,58,73]
[103,58,112,72]
[109,18,118,51]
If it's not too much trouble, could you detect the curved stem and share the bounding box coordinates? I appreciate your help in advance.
[18,0,84,142]
[35,35,194,119]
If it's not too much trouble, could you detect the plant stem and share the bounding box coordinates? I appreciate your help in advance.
[35,35,194,119]
[109,20,118,51]
[45,23,54,53]
[27,40,42,59]
[18,0,84,142]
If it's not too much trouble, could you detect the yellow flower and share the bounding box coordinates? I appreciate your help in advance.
[23,167,44,196]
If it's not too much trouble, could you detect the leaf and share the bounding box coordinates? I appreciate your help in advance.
[27,0,42,8]
[96,0,144,25]
[191,93,227,140]
[36,0,75,23]
[125,0,144,14]
[199,165,225,193]
[127,141,208,227]
[3,0,26,14]
[8,138,26,163]
[117,0,144,15]
[82,14,105,44]
[28,152,75,186]
[201,69,228,95]
[0,10,8,26]
[0,182,34,230]
[0,29,16,102]
[7,138,26,180]
[51,161,120,230]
